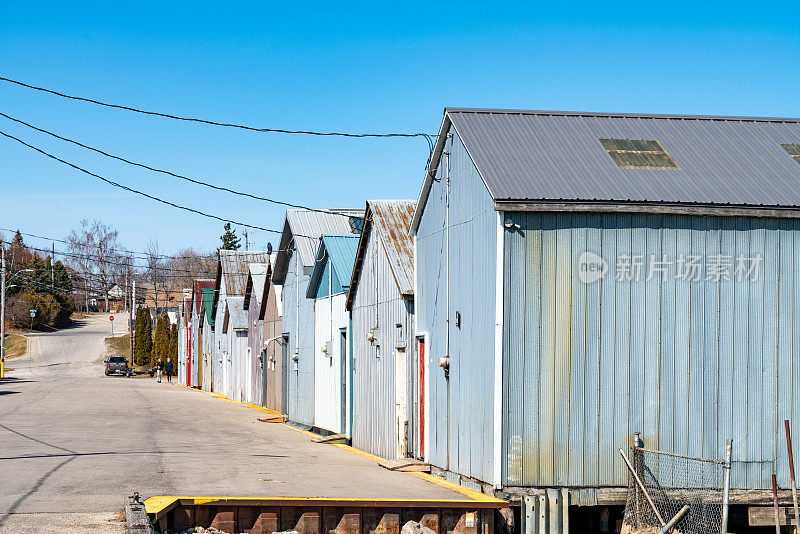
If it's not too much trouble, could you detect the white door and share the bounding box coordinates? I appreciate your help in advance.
[395,347,408,458]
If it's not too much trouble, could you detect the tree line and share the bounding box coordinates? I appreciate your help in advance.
[133,307,177,369]
[1,231,74,328]
[1,220,243,330]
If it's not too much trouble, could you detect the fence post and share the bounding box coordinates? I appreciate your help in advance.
[721,439,732,534]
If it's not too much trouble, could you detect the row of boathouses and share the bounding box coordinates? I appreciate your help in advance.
[175,107,800,523]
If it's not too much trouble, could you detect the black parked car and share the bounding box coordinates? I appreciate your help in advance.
[104,356,131,376]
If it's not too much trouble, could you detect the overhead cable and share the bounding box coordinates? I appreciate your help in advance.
[0,129,282,235]
[0,76,435,148]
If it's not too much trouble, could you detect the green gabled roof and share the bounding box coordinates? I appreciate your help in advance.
[202,288,216,325]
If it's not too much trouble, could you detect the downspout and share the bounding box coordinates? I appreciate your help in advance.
[294,244,300,371]
[444,141,451,471]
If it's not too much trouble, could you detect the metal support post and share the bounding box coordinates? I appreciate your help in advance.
[786,420,800,534]
[722,439,732,534]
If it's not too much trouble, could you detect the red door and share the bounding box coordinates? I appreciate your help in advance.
[417,337,425,458]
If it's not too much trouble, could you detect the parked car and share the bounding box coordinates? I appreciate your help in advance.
[104,356,131,376]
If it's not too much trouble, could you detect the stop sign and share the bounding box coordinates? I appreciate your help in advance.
[109,316,114,322]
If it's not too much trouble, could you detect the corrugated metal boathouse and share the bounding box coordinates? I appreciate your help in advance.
[273,209,363,429]
[307,234,360,435]
[411,108,800,505]
[346,200,419,460]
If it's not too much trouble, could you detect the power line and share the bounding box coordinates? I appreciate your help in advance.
[0,110,349,213]
[0,76,436,148]
[0,226,298,265]
[0,128,282,234]
[1,226,215,261]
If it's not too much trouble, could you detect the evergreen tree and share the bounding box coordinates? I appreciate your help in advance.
[152,315,164,367]
[219,223,241,250]
[134,308,152,366]
[169,323,178,370]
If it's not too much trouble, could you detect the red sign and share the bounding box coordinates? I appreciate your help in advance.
[109,316,114,322]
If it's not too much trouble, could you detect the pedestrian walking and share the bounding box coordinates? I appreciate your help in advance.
[165,359,173,383]
[156,359,163,383]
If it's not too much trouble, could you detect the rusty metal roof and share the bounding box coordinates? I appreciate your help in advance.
[346,200,415,310]
[217,250,271,297]
[412,108,800,231]
[192,279,215,315]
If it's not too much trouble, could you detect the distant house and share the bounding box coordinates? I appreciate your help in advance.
[272,208,364,428]
[412,107,800,512]
[346,200,417,460]
[306,234,359,435]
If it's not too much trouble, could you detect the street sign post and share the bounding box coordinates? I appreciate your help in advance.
[110,315,114,337]
[29,309,36,330]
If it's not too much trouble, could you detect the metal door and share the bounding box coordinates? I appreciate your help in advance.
[281,334,290,413]
[396,347,408,458]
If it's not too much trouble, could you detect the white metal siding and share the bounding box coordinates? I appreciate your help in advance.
[415,126,497,483]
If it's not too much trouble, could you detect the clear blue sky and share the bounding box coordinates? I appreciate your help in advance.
[1,2,798,258]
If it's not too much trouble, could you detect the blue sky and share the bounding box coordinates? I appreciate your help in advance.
[1,2,798,258]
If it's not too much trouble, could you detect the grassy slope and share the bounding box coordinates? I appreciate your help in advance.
[4,334,27,359]
[105,334,131,357]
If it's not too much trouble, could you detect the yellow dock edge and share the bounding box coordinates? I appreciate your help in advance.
[145,495,507,516]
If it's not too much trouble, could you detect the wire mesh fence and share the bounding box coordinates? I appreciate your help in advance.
[621,445,730,534]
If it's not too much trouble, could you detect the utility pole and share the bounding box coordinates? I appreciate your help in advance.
[244,230,249,251]
[131,280,136,364]
[1,245,6,378]
[51,242,55,285]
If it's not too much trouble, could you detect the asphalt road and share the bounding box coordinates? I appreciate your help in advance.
[0,314,463,533]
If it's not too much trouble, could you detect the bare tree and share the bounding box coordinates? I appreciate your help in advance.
[165,248,217,289]
[66,220,123,312]
[145,239,170,315]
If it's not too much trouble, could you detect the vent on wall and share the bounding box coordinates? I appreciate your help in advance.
[600,138,681,170]
[781,143,800,165]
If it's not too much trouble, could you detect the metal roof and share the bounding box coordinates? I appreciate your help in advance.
[412,108,800,230]
[243,262,270,310]
[307,234,360,298]
[202,288,215,326]
[273,208,364,283]
[346,200,415,310]
[218,250,271,297]
[223,296,247,332]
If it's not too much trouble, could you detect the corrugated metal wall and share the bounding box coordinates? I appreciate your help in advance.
[213,292,227,394]
[248,294,263,406]
[202,316,214,392]
[502,212,800,490]
[231,329,248,402]
[351,227,416,459]
[263,283,283,411]
[313,292,349,434]
[191,311,200,387]
[280,249,316,427]
[415,127,497,483]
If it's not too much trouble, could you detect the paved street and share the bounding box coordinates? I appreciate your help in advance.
[0,315,463,533]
